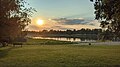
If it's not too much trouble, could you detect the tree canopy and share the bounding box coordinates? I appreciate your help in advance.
[0,0,36,40]
[90,0,120,40]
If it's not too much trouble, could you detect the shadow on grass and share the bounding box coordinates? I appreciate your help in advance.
[0,46,21,59]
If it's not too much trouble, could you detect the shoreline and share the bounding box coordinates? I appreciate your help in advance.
[77,42,120,45]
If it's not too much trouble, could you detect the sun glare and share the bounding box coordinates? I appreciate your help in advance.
[37,19,44,25]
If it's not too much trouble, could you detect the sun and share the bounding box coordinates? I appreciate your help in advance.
[37,19,44,25]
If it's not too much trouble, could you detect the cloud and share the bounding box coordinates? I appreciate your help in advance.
[86,20,100,27]
[50,25,74,30]
[52,18,101,27]
[52,18,87,25]
[28,17,101,31]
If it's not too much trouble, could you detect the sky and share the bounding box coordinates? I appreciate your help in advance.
[26,0,101,31]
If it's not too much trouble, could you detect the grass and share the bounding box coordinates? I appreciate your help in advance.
[0,44,120,67]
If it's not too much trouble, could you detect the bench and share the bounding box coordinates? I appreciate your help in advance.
[13,42,23,47]
[12,37,26,47]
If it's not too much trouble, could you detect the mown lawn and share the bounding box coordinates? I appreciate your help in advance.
[0,45,120,67]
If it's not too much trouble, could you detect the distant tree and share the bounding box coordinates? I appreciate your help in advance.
[0,0,36,42]
[66,29,72,35]
[42,30,48,34]
[90,0,120,40]
[80,28,86,34]
[49,29,54,34]
[73,29,77,34]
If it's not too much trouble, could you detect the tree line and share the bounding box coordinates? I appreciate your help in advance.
[28,29,102,35]
[37,29,102,35]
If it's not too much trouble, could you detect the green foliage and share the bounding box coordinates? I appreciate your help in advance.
[0,45,120,67]
[91,0,120,40]
[0,0,36,38]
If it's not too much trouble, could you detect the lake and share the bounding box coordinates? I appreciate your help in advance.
[32,37,96,42]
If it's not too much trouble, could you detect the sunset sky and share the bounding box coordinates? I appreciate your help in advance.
[26,0,101,31]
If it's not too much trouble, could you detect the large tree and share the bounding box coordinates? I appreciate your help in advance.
[0,0,35,42]
[90,0,120,40]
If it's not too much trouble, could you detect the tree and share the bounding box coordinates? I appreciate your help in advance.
[90,0,120,40]
[0,0,36,45]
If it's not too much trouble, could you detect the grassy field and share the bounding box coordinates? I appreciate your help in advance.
[0,39,120,67]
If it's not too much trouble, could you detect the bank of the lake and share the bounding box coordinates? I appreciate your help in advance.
[28,37,120,45]
[24,38,78,45]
